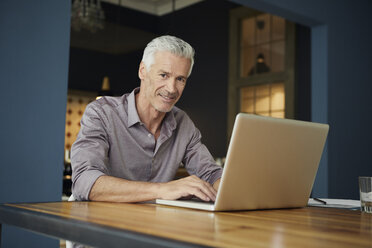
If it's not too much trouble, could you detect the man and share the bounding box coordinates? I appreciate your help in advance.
[71,35,222,203]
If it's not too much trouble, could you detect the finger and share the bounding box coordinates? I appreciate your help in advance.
[203,181,217,195]
[187,176,216,192]
[190,177,217,200]
[198,184,216,201]
[188,182,216,202]
[180,176,217,201]
[190,188,211,202]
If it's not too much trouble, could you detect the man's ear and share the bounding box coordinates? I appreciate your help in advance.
[138,62,147,80]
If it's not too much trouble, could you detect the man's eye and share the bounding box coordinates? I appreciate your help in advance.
[160,74,167,78]
[177,77,186,83]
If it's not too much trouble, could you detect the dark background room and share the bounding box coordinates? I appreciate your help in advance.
[1,0,371,247]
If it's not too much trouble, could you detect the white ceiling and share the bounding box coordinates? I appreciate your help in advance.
[102,0,204,16]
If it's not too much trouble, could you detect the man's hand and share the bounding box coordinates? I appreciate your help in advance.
[213,178,221,191]
[158,175,217,202]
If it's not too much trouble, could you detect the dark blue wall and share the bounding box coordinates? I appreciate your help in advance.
[232,0,372,198]
[0,0,70,247]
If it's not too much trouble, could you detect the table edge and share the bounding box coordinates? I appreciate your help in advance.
[0,203,210,248]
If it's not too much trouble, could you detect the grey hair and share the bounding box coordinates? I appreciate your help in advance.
[142,35,195,76]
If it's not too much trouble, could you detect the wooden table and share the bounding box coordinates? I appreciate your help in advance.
[0,202,371,248]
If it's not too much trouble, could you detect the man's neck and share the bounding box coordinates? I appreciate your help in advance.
[135,92,165,139]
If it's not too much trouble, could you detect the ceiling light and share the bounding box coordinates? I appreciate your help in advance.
[71,0,105,33]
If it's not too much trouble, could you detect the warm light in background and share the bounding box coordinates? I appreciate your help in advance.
[240,82,285,118]
[65,91,96,154]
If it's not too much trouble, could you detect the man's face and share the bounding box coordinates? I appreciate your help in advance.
[139,51,191,113]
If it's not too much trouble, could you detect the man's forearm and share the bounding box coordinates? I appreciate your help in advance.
[89,175,218,203]
[89,175,161,202]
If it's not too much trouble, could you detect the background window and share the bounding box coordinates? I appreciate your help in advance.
[228,7,295,138]
[240,14,286,77]
[240,82,285,118]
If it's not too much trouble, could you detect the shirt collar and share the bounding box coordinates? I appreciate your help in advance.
[127,87,141,127]
[127,87,177,131]
[163,109,177,132]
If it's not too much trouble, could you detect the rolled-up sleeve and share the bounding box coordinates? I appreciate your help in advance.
[182,125,223,185]
[71,102,110,201]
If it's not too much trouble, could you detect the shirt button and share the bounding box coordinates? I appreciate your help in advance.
[148,133,152,138]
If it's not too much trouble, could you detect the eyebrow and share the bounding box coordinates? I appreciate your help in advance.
[158,70,188,80]
[158,70,170,74]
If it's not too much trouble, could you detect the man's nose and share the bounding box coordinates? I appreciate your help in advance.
[165,78,177,93]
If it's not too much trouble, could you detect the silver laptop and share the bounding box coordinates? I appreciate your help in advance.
[156,113,329,211]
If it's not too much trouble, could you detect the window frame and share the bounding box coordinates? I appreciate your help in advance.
[228,7,296,139]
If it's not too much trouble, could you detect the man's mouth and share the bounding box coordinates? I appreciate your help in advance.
[158,92,177,102]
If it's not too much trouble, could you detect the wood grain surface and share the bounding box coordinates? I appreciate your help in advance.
[6,202,372,248]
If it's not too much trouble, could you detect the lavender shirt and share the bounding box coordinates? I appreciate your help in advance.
[71,88,222,200]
